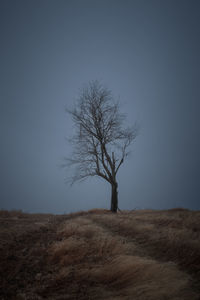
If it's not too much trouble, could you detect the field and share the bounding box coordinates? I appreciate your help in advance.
[0,208,199,299]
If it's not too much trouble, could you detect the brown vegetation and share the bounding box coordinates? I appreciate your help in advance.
[0,209,199,299]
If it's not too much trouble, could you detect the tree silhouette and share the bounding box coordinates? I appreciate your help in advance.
[66,81,138,212]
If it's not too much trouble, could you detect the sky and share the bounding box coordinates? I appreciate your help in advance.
[0,0,200,213]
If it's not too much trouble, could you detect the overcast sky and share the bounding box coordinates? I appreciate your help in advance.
[1,0,200,213]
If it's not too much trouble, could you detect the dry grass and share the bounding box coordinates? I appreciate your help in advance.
[49,217,126,266]
[0,209,199,299]
[0,209,26,218]
[89,210,200,281]
[49,237,89,265]
[45,212,199,299]
[90,255,195,300]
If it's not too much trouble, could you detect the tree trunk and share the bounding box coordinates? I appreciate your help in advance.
[110,183,118,213]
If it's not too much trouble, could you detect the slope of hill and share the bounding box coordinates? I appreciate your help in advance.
[0,208,199,299]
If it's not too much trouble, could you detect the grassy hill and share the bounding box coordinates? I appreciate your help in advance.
[0,208,199,299]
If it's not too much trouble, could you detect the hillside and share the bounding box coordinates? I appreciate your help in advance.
[0,208,199,299]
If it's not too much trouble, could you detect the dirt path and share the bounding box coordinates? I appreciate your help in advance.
[88,214,200,296]
[88,214,169,261]
[0,212,199,299]
[88,214,151,258]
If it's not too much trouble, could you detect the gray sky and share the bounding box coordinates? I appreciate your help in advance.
[0,0,200,213]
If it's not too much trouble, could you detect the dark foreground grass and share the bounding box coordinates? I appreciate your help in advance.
[0,208,199,299]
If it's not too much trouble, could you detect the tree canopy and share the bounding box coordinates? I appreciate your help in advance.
[65,81,138,212]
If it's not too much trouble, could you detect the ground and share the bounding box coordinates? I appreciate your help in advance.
[0,208,199,299]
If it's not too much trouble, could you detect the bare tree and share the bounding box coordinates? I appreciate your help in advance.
[65,81,138,212]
